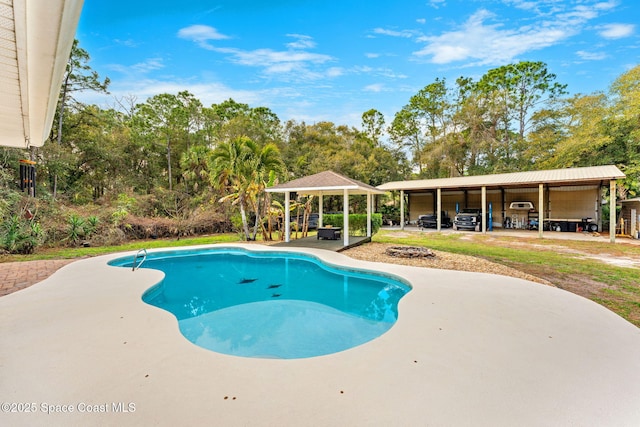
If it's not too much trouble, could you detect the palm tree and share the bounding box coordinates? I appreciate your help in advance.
[209,136,283,240]
[180,145,210,194]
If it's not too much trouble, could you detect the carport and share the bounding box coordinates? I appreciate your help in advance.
[377,165,625,243]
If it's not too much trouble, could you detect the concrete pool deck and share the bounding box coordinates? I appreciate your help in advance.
[1,243,640,426]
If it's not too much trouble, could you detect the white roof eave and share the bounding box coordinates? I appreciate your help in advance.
[0,0,84,149]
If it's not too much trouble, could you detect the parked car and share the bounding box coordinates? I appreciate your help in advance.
[290,213,319,230]
[417,211,452,229]
[453,208,483,231]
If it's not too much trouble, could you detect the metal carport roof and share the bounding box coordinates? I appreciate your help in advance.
[377,165,625,191]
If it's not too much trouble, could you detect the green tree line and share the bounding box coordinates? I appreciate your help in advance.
[1,41,639,251]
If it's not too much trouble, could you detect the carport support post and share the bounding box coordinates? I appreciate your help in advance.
[400,190,405,230]
[284,191,291,243]
[610,180,617,243]
[343,188,349,246]
[437,188,442,231]
[538,183,544,239]
[481,186,487,233]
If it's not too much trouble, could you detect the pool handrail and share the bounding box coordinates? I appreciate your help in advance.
[132,248,147,271]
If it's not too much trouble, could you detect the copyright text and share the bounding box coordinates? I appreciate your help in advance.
[1,402,136,414]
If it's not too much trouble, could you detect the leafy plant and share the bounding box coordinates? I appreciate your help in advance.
[379,205,401,225]
[230,214,245,238]
[66,214,85,245]
[1,215,44,254]
[112,193,136,226]
[83,215,99,237]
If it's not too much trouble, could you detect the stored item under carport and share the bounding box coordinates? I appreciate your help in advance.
[545,218,598,232]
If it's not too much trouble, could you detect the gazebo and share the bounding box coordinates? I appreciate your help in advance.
[266,170,385,247]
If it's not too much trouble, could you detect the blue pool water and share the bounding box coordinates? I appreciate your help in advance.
[109,248,411,359]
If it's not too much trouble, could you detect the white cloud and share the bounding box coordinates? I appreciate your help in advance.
[113,39,139,48]
[76,78,263,110]
[177,25,230,50]
[373,28,416,38]
[286,34,316,49]
[351,65,408,80]
[132,58,165,73]
[576,50,608,60]
[413,1,619,66]
[190,34,338,81]
[326,67,344,77]
[503,1,539,11]
[416,18,426,25]
[364,83,385,92]
[597,23,635,39]
[177,28,336,81]
[365,53,381,58]
[594,1,618,12]
[226,48,334,78]
[177,28,334,81]
[107,57,165,76]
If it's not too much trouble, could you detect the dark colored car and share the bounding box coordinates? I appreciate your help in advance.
[417,212,452,229]
[290,213,319,230]
[453,208,483,231]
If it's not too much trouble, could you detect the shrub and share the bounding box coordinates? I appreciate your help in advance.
[66,214,85,245]
[1,215,44,254]
[84,215,99,236]
[323,213,382,236]
[379,205,401,225]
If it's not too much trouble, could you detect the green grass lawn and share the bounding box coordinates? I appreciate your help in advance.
[0,233,242,261]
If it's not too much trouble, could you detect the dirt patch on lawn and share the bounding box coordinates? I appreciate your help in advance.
[342,242,553,286]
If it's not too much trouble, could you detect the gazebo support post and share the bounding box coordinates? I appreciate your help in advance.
[400,190,405,230]
[318,193,324,228]
[367,192,372,237]
[284,191,291,243]
[343,189,349,246]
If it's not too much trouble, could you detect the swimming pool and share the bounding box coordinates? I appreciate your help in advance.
[109,247,411,359]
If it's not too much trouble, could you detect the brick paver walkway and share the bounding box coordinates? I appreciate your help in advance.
[0,259,77,297]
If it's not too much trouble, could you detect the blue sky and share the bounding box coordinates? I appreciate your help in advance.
[76,0,639,128]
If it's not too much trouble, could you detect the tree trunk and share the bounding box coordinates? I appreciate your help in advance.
[166,136,172,191]
[251,199,259,241]
[239,195,251,240]
[262,192,272,241]
[53,70,71,199]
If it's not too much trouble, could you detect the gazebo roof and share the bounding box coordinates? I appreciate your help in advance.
[266,170,385,196]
